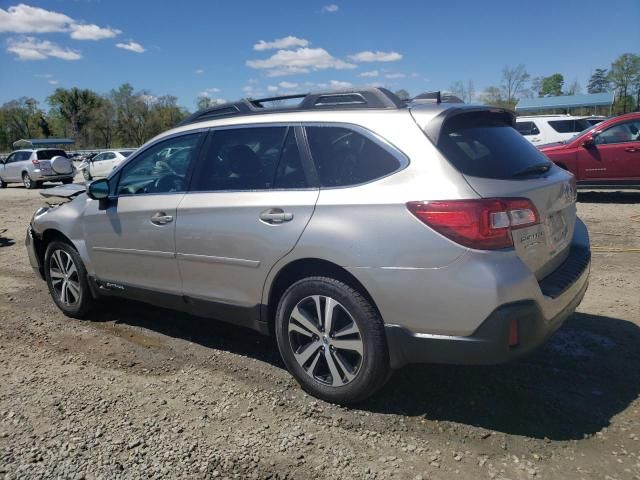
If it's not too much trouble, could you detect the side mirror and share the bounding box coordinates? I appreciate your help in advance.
[582,135,596,148]
[87,178,110,200]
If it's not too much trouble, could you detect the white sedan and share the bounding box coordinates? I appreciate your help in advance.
[79,150,135,181]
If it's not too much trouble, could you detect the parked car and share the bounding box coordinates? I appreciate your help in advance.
[539,112,640,188]
[79,149,135,181]
[582,116,608,126]
[26,88,590,403]
[0,149,76,189]
[515,115,593,145]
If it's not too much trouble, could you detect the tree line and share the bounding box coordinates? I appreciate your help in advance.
[1,53,638,152]
[448,53,640,113]
[0,83,188,152]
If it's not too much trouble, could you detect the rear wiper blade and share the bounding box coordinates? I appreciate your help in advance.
[512,162,552,177]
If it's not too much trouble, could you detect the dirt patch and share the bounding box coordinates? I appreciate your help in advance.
[0,182,639,479]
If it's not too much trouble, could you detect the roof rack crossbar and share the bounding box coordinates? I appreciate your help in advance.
[176,87,406,127]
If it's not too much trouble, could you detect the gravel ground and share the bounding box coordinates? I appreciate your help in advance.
[0,180,639,479]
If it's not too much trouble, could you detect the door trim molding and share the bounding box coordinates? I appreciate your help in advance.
[92,246,175,259]
[176,252,260,268]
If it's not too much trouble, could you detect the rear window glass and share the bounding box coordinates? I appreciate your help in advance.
[37,150,66,160]
[437,112,551,179]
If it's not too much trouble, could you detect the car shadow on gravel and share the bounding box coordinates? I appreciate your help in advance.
[90,298,284,368]
[362,312,640,441]
[0,229,15,247]
[578,190,640,204]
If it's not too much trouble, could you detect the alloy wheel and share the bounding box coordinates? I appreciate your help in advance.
[288,295,364,387]
[49,249,81,306]
[23,174,31,189]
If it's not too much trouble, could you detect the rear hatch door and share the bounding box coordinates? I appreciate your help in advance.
[413,108,577,279]
[37,150,69,176]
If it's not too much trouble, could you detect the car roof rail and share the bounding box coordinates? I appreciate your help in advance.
[410,91,465,104]
[176,87,406,127]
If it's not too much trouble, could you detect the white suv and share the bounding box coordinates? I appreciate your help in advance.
[515,115,592,146]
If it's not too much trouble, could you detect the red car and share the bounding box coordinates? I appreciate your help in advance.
[539,112,640,188]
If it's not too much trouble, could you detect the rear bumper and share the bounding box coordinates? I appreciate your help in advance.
[385,246,590,369]
[31,169,75,181]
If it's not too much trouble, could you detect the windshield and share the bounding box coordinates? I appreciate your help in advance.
[564,125,596,144]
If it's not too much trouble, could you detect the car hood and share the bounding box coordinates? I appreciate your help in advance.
[40,183,86,199]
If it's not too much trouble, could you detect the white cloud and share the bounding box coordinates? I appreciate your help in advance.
[6,36,81,60]
[278,81,298,89]
[199,87,222,97]
[348,50,403,62]
[359,70,379,78]
[246,47,356,77]
[242,84,265,98]
[385,73,405,79]
[253,36,309,51]
[206,98,226,106]
[0,4,120,41]
[116,41,145,53]
[0,4,73,33]
[195,68,205,74]
[329,80,352,89]
[69,23,120,40]
[48,79,58,85]
[322,4,339,13]
[34,73,53,78]
[267,85,279,92]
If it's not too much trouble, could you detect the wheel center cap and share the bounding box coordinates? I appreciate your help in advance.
[322,335,329,345]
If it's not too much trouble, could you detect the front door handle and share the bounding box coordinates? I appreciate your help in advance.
[260,208,294,224]
[625,147,638,153]
[150,212,173,225]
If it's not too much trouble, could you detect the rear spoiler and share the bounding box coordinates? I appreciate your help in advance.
[421,106,516,146]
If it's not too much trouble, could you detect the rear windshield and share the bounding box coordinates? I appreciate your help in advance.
[437,112,551,179]
[548,119,592,133]
[37,150,67,160]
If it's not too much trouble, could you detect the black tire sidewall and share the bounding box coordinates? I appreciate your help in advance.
[23,173,35,189]
[275,277,389,404]
[44,241,93,319]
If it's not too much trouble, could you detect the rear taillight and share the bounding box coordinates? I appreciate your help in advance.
[406,198,539,250]
[32,159,40,166]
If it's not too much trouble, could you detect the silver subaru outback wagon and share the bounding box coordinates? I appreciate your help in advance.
[26,88,590,403]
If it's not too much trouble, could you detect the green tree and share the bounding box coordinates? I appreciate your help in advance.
[566,79,581,96]
[500,65,530,108]
[92,96,117,148]
[111,84,151,146]
[480,86,508,107]
[587,68,610,93]
[1,97,43,142]
[540,74,564,97]
[47,88,101,146]
[196,95,212,110]
[608,53,640,113]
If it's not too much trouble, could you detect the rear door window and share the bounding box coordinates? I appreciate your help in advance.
[548,119,592,133]
[436,112,551,179]
[515,121,540,136]
[305,126,402,187]
[193,126,308,191]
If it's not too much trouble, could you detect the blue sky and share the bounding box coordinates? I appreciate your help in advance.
[0,0,638,110]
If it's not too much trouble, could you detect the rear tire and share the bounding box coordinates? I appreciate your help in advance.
[22,172,37,189]
[44,241,95,319]
[0,177,6,188]
[275,276,390,404]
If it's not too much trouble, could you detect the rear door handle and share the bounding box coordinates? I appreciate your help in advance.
[150,212,174,225]
[260,208,294,224]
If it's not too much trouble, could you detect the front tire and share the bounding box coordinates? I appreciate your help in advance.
[275,277,390,404]
[82,169,92,182]
[22,172,37,189]
[44,241,95,319]
[0,177,6,188]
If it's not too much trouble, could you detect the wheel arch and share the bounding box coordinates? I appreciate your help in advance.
[265,257,380,334]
